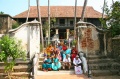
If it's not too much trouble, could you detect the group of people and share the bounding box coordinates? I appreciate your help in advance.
[42,42,88,74]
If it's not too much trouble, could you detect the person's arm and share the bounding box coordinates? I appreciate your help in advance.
[78,58,82,64]
[63,58,65,62]
[73,58,76,65]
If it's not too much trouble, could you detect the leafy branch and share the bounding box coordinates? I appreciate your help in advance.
[0,35,26,79]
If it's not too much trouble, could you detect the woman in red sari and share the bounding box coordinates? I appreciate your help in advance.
[71,46,78,61]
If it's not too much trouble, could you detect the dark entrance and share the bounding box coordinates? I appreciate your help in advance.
[59,29,66,39]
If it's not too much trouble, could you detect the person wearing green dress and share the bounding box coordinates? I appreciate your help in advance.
[52,55,61,71]
[42,55,52,71]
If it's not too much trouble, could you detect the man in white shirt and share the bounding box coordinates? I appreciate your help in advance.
[62,55,71,70]
[73,55,83,74]
[73,55,82,66]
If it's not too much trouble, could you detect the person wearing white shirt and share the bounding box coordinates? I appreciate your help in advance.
[73,55,82,67]
[73,55,83,74]
[62,55,71,70]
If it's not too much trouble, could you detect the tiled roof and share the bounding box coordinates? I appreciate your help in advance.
[14,6,104,18]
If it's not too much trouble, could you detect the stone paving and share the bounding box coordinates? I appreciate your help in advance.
[35,70,90,79]
[35,74,89,79]
[35,70,120,79]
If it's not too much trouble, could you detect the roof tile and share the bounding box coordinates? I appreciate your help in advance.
[14,6,103,18]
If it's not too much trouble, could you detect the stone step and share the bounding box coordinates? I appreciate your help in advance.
[89,63,111,70]
[88,58,115,64]
[37,70,75,75]
[0,72,31,79]
[89,62,120,70]
[39,57,44,61]
[91,70,119,76]
[0,61,31,66]
[87,55,107,59]
[0,65,32,73]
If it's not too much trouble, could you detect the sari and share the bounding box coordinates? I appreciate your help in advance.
[42,58,52,69]
[46,46,54,56]
[52,58,61,70]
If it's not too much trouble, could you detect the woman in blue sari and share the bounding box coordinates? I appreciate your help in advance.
[42,55,52,71]
[52,55,61,71]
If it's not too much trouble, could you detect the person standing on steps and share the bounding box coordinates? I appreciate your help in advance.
[79,52,88,74]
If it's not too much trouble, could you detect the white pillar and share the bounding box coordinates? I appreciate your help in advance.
[66,29,70,39]
[56,29,59,34]
[46,30,48,38]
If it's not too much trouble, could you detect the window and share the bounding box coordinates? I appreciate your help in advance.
[59,19,65,25]
[70,21,73,26]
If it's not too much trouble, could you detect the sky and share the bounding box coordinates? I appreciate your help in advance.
[0,0,119,17]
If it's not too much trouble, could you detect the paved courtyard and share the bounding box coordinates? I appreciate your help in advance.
[35,70,120,79]
[35,70,89,79]
[35,74,89,79]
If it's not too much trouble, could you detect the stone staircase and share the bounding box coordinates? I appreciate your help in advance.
[0,58,32,79]
[87,55,120,76]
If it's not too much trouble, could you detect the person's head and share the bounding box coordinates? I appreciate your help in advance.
[49,44,52,47]
[75,55,79,59]
[72,45,75,49]
[72,50,75,53]
[47,55,50,59]
[66,54,69,58]
[55,54,57,58]
[58,43,61,46]
[80,51,84,57]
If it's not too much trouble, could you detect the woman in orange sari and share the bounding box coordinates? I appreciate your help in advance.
[46,44,54,56]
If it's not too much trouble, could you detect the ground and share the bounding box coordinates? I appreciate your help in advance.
[35,74,89,79]
[35,70,120,79]
[35,75,120,79]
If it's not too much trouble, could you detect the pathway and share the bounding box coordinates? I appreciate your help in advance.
[35,70,90,79]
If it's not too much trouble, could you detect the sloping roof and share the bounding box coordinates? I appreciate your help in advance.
[0,14,12,18]
[14,6,103,18]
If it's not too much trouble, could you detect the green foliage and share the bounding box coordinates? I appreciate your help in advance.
[100,1,120,37]
[72,40,77,46]
[12,21,20,29]
[0,11,4,14]
[43,20,49,31]
[51,17,56,24]
[0,35,26,78]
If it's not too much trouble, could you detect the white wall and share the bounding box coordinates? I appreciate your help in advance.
[9,23,40,59]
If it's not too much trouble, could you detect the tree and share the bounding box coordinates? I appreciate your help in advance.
[0,11,4,14]
[100,1,120,37]
[0,35,26,79]
[43,20,49,37]
[12,21,20,29]
[81,0,88,21]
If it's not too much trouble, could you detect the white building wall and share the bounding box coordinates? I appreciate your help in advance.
[29,25,40,59]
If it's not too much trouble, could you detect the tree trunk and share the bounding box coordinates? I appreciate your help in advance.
[26,0,30,22]
[81,0,88,21]
[112,0,114,4]
[74,0,77,40]
[48,0,50,45]
[102,0,106,22]
[36,0,44,52]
